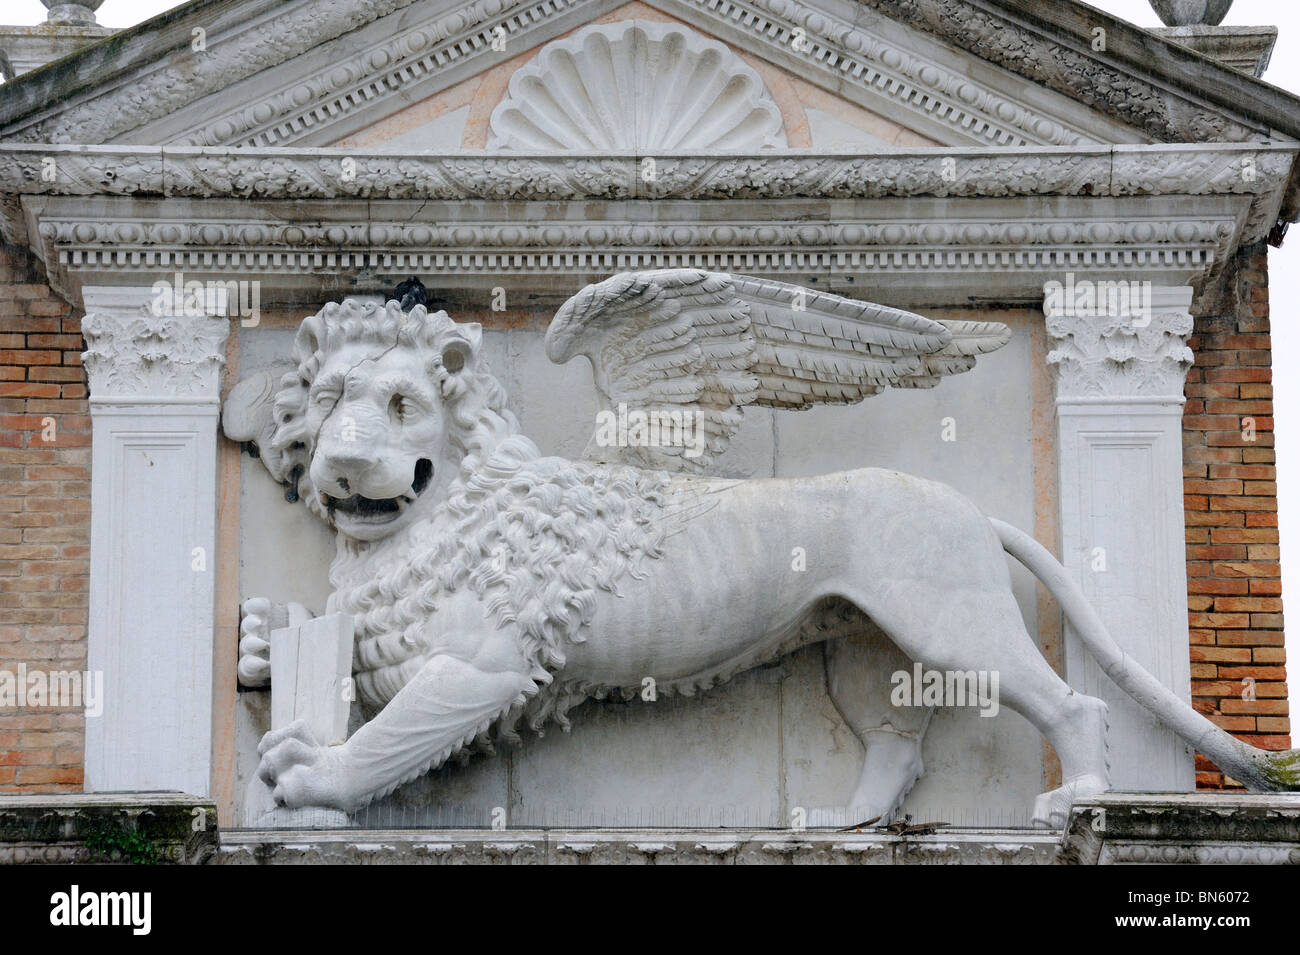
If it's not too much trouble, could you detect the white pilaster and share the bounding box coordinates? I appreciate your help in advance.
[1046,283,1197,791]
[81,286,229,797]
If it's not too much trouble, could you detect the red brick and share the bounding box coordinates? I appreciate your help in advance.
[1208,715,1256,732]
[0,349,57,365]
[1221,699,1288,715]
[1213,561,1281,578]
[1216,630,1285,646]
[1187,578,1249,595]
[1204,368,1270,383]
[27,300,69,318]
[1210,529,1277,545]
[1189,612,1250,629]
[1209,496,1277,512]
[26,334,81,350]
[1190,647,1252,663]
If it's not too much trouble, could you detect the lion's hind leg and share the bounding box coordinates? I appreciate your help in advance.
[807,631,932,828]
[853,582,1111,830]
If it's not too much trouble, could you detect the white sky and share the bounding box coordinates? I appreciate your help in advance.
[6,0,1300,673]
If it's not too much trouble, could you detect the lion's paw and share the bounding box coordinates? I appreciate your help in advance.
[1031,773,1107,829]
[257,719,355,812]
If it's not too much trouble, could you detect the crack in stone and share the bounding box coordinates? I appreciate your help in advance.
[308,319,409,510]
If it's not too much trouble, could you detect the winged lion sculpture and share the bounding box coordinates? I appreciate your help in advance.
[223,270,1300,827]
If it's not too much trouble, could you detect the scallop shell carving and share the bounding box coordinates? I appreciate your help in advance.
[487,20,788,150]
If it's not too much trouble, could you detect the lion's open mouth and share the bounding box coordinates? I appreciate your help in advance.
[323,458,434,525]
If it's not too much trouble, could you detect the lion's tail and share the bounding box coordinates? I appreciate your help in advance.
[990,517,1300,792]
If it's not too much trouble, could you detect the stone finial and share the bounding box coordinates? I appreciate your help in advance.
[42,0,104,25]
[1149,0,1233,27]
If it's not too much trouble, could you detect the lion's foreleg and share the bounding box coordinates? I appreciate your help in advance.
[259,653,534,812]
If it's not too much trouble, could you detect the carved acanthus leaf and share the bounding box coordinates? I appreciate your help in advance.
[1045,309,1195,400]
[81,309,229,399]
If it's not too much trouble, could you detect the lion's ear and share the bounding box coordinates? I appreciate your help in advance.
[438,323,481,397]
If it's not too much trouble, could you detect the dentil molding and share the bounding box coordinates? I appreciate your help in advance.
[35,201,1239,287]
[0,145,1283,302]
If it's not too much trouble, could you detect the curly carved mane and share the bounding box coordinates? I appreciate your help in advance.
[331,440,670,739]
[283,301,671,751]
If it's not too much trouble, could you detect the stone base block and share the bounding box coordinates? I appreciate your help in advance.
[0,793,219,865]
[1059,792,1300,865]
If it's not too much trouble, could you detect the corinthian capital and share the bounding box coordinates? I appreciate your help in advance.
[80,285,229,401]
[1044,280,1194,402]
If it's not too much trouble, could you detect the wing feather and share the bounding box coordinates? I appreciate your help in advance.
[546,270,1010,472]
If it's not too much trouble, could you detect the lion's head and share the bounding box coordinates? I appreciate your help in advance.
[241,298,517,543]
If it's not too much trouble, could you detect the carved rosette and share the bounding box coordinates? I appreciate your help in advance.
[1045,306,1194,401]
[81,308,229,400]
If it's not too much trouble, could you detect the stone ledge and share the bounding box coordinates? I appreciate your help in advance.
[215,827,1062,865]
[0,792,218,864]
[1059,792,1300,865]
[5,792,1297,863]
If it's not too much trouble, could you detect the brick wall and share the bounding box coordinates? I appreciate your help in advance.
[0,244,89,792]
[1184,240,1290,788]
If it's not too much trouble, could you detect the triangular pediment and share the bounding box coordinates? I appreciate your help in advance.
[3,0,1299,150]
[328,6,947,152]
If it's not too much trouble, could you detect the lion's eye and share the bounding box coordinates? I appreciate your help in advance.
[314,392,338,412]
[389,394,416,420]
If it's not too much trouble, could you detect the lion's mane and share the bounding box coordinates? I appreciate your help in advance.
[276,299,671,748]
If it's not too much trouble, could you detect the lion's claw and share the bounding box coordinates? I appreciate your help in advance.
[256,719,353,811]
[238,597,284,688]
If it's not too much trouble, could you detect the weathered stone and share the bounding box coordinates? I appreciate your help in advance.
[1059,792,1300,864]
[0,793,218,864]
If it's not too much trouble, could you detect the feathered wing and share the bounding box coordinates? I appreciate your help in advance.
[545,270,1011,473]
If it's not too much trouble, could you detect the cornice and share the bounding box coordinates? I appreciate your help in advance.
[25,194,1243,314]
[854,0,1264,144]
[0,144,1289,217]
[1,145,1278,306]
[0,0,432,144]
